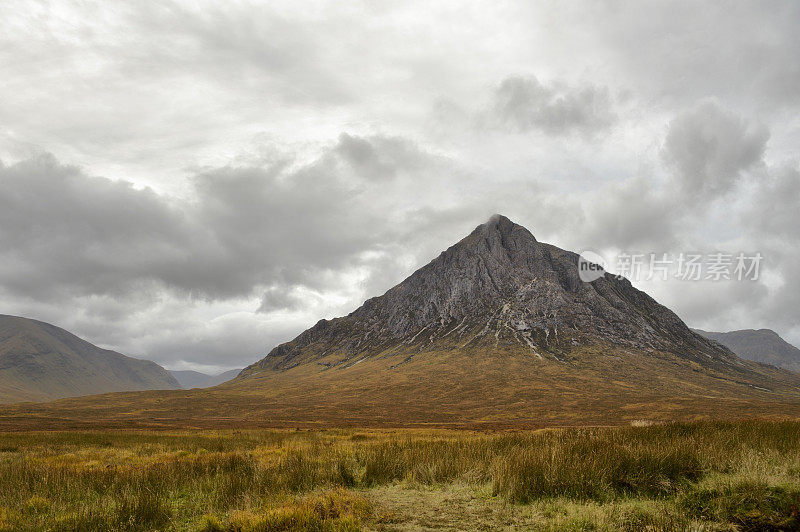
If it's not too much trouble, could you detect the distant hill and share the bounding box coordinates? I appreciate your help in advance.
[170,369,241,389]
[0,314,180,403]
[693,328,800,373]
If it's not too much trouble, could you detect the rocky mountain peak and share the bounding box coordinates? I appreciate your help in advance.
[243,215,733,375]
[458,213,539,265]
[478,213,536,241]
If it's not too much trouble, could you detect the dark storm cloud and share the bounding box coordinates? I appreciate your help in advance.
[488,76,615,136]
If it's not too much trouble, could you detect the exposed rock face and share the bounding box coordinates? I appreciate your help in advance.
[243,214,732,374]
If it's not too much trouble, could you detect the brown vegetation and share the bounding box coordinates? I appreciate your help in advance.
[0,420,799,530]
[2,344,800,431]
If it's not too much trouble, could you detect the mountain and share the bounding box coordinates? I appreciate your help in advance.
[0,315,180,403]
[170,369,241,389]
[242,214,739,375]
[2,215,800,429]
[694,328,800,373]
[216,214,800,424]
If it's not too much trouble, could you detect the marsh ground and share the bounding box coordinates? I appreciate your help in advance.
[0,421,799,530]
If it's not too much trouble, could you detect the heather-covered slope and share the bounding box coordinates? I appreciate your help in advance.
[0,315,180,403]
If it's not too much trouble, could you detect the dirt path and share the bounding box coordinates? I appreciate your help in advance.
[367,484,538,531]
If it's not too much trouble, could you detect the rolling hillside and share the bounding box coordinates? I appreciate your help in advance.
[0,315,180,403]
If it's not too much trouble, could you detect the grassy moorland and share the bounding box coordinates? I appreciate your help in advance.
[0,421,799,531]
[5,345,800,431]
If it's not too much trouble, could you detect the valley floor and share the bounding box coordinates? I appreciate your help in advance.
[1,420,800,530]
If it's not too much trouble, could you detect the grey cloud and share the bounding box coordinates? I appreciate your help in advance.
[333,134,430,181]
[488,76,615,136]
[257,286,312,313]
[2,0,800,366]
[133,311,303,370]
[0,153,191,300]
[573,102,770,254]
[662,101,768,201]
[0,0,362,189]
[750,165,800,238]
[581,178,679,251]
[742,164,800,332]
[570,2,800,111]
[0,133,487,367]
[127,3,354,105]
[0,134,446,304]
[660,276,770,331]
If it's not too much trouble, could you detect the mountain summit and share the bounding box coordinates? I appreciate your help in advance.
[243,214,731,375]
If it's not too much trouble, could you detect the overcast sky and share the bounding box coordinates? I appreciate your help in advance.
[1,1,799,372]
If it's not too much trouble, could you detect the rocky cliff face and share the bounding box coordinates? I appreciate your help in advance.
[243,214,733,375]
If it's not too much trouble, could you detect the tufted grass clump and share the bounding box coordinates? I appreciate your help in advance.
[491,429,703,502]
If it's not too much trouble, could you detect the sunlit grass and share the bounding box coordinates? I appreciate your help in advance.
[0,420,798,530]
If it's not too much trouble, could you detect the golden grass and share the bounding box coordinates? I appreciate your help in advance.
[0,420,799,529]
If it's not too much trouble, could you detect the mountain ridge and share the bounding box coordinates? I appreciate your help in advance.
[170,369,242,389]
[694,328,800,373]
